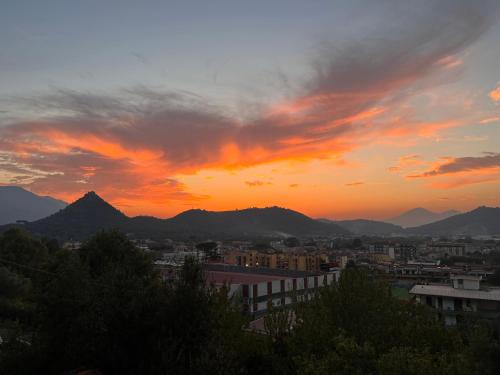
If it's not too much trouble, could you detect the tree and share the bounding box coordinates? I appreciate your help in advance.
[1,231,249,375]
[352,238,363,249]
[195,241,219,260]
[489,268,500,286]
[0,228,48,278]
[0,230,166,374]
[289,268,473,375]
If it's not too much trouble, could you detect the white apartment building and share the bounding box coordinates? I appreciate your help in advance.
[206,266,339,317]
[410,275,500,325]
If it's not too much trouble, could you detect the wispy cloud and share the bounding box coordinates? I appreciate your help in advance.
[479,116,500,124]
[245,180,272,187]
[345,181,364,187]
[388,154,425,173]
[409,153,500,177]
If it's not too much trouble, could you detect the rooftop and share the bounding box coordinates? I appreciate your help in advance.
[450,274,482,281]
[410,284,500,301]
[206,271,286,285]
[204,263,327,285]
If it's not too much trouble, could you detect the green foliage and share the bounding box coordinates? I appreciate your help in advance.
[0,228,48,277]
[195,241,219,260]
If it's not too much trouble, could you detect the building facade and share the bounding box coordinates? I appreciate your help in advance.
[427,242,467,257]
[225,250,329,272]
[206,265,339,317]
[410,275,500,325]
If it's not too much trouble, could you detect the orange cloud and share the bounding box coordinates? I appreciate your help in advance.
[405,153,500,190]
[388,154,426,173]
[408,153,500,178]
[490,85,500,102]
[427,172,500,189]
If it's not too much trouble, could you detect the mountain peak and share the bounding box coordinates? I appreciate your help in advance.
[407,207,432,214]
[81,191,102,200]
[407,206,500,235]
[19,191,128,240]
[386,207,459,228]
[68,191,125,215]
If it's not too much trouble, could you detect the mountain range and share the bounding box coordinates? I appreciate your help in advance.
[0,186,67,225]
[1,188,499,240]
[406,206,500,236]
[385,207,460,228]
[5,191,348,240]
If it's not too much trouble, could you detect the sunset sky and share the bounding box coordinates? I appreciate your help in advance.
[1,0,500,220]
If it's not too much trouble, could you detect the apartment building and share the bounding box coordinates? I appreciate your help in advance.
[410,274,500,325]
[205,264,339,316]
[224,250,329,272]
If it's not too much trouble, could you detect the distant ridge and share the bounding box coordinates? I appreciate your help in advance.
[4,190,498,239]
[386,207,460,228]
[165,207,350,238]
[4,191,349,240]
[0,186,67,225]
[324,219,404,236]
[406,206,500,236]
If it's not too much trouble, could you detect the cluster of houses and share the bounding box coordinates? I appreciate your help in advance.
[57,235,500,326]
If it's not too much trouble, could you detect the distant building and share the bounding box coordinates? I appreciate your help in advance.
[63,241,82,251]
[224,250,328,272]
[394,244,417,261]
[340,255,349,269]
[410,274,500,325]
[427,242,467,257]
[369,243,398,260]
[370,253,393,263]
[157,250,205,267]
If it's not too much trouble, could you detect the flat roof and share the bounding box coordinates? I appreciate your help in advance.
[410,284,500,302]
[206,270,289,285]
[450,274,481,280]
[204,263,320,277]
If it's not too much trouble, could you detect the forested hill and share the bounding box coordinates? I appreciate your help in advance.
[3,191,349,240]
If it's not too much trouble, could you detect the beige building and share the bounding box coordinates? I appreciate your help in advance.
[224,250,328,272]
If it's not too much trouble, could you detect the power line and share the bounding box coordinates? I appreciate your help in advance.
[0,257,58,276]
